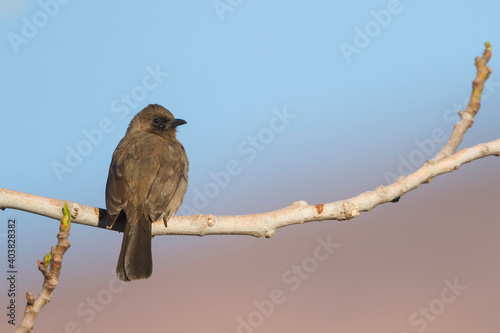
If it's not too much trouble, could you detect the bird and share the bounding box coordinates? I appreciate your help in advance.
[105,104,188,281]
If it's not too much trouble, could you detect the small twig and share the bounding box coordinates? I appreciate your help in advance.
[15,204,71,333]
[430,41,493,163]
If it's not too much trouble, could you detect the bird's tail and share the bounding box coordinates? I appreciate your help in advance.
[116,213,152,281]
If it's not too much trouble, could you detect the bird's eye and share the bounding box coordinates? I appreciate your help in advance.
[153,118,160,124]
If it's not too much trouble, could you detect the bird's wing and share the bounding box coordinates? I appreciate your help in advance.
[146,142,188,223]
[105,147,129,227]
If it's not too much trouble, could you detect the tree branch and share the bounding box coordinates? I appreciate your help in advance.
[0,43,497,239]
[15,204,71,333]
[1,138,499,239]
[431,41,492,163]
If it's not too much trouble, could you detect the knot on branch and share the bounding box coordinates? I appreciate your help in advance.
[341,202,359,221]
[195,214,216,228]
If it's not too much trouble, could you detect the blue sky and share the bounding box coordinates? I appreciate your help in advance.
[0,1,499,331]
[1,0,498,205]
[1,0,499,258]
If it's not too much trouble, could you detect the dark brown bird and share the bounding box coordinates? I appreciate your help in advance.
[106,104,188,281]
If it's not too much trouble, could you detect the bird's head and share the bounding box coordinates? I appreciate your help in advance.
[129,104,187,140]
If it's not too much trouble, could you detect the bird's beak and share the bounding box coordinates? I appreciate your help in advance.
[170,118,187,127]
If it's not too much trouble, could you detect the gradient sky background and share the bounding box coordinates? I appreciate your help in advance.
[1,1,500,332]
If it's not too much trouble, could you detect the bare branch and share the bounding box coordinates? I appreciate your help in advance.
[15,204,71,333]
[0,43,497,240]
[1,137,499,238]
[430,41,492,163]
